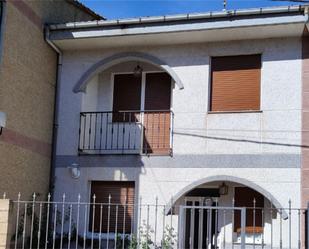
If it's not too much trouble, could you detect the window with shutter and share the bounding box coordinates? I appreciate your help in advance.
[89,181,135,233]
[210,55,261,112]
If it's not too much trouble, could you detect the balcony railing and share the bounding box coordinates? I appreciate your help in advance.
[78,110,173,155]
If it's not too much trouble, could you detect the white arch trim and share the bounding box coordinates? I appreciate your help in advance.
[166,175,288,219]
[73,52,184,93]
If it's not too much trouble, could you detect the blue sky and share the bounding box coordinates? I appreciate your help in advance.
[80,0,303,19]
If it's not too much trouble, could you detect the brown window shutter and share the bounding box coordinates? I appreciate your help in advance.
[210,54,261,112]
[90,181,135,233]
[144,73,171,154]
[234,187,264,233]
[113,74,142,122]
[144,72,171,111]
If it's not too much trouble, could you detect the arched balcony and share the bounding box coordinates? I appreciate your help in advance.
[77,56,180,155]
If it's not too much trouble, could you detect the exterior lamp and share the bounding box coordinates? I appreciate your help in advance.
[67,163,80,179]
[133,64,143,78]
[0,112,6,135]
[219,182,228,195]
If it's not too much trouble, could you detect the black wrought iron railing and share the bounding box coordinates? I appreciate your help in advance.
[78,110,173,155]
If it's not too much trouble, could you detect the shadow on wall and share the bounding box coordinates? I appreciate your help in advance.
[174,131,308,148]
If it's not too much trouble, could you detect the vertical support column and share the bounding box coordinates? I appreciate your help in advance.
[178,206,185,249]
[0,199,12,249]
[140,72,146,154]
[240,208,246,249]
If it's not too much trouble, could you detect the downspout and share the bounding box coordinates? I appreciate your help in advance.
[305,6,309,30]
[0,0,7,65]
[44,26,62,197]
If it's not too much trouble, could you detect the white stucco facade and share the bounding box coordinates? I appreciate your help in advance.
[52,35,303,247]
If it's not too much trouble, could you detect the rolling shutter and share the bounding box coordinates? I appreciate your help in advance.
[90,181,135,233]
[144,73,171,154]
[210,55,261,112]
[144,72,171,111]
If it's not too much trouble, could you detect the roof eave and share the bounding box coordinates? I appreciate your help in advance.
[49,13,308,41]
[50,5,306,30]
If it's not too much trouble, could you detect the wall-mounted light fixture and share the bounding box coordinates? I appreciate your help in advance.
[0,112,6,135]
[133,64,143,78]
[219,182,229,195]
[67,163,80,179]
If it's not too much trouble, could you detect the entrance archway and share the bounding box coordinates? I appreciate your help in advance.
[167,175,288,218]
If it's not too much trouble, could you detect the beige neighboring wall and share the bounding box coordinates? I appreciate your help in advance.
[0,0,102,200]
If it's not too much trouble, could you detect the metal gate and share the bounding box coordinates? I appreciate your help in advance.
[178,206,247,249]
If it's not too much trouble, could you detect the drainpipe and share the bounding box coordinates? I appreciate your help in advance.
[305,6,309,30]
[0,0,7,65]
[44,26,62,198]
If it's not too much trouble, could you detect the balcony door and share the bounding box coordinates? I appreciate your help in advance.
[143,72,171,154]
[112,72,171,154]
[113,74,142,122]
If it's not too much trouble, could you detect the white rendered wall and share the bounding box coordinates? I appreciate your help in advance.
[54,38,302,245]
[56,38,302,156]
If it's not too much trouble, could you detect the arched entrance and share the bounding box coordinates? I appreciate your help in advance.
[166,175,289,249]
[168,175,287,218]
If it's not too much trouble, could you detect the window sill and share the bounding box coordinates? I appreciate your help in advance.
[208,110,263,114]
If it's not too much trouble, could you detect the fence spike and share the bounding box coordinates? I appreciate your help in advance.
[30,193,36,249]
[289,199,292,249]
[154,196,158,248]
[60,193,65,249]
[76,194,81,249]
[67,204,73,249]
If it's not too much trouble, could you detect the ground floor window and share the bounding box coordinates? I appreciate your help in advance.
[89,181,135,233]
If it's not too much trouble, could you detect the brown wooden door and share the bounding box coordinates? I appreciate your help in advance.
[234,187,264,233]
[89,181,135,233]
[143,72,171,154]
